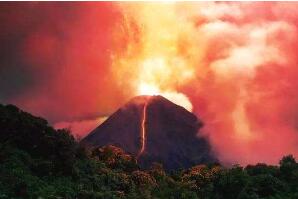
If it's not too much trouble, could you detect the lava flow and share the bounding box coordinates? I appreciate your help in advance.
[137,98,150,158]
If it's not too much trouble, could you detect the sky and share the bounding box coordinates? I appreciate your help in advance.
[1,2,298,165]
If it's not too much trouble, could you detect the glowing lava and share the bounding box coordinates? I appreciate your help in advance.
[137,98,150,158]
[134,57,194,112]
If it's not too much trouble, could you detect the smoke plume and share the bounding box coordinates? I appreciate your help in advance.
[1,2,298,165]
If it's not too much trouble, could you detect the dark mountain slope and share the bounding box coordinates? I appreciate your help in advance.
[82,95,217,170]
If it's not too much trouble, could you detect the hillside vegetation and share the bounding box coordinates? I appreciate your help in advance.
[0,104,298,199]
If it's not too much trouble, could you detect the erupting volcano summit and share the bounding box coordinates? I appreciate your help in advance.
[81,95,216,170]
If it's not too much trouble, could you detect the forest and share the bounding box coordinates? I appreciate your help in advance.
[0,103,298,199]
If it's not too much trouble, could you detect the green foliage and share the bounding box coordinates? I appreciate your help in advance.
[1,103,298,199]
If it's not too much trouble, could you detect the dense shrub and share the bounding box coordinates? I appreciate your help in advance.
[1,104,298,198]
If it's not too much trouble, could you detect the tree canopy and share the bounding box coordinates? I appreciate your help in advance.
[0,103,298,199]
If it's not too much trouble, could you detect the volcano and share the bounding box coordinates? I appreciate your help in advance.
[81,95,216,170]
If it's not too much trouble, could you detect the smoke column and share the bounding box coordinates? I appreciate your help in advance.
[114,2,298,165]
[3,2,298,165]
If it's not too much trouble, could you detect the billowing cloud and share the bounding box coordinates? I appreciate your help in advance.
[2,2,298,165]
[112,2,298,165]
[0,2,126,123]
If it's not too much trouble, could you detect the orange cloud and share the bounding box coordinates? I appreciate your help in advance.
[114,2,298,165]
[3,2,298,166]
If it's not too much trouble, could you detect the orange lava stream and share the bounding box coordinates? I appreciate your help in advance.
[137,100,149,158]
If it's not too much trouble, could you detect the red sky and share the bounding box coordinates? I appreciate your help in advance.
[1,2,298,165]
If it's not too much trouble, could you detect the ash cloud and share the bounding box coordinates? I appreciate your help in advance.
[117,2,298,165]
[2,2,298,165]
[180,2,298,165]
[0,2,126,126]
